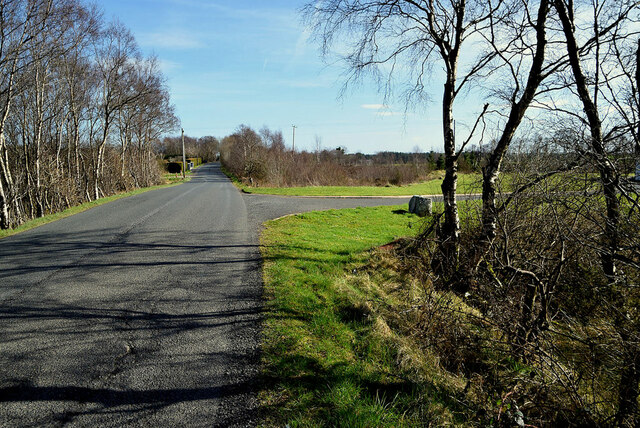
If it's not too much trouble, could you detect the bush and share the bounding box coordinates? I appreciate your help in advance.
[393,168,640,426]
[219,125,438,187]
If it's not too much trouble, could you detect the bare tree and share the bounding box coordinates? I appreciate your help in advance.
[90,21,149,199]
[59,4,99,195]
[0,1,177,229]
[0,0,55,227]
[304,0,511,271]
[17,0,74,217]
[129,58,178,186]
[477,0,554,252]
[552,0,639,278]
[516,1,640,423]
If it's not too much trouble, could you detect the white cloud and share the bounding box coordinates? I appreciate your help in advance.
[361,104,388,110]
[166,0,298,30]
[360,104,405,117]
[288,80,330,88]
[138,32,204,50]
[295,28,312,58]
[158,59,181,74]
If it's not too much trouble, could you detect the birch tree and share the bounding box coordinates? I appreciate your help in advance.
[91,21,147,199]
[0,1,178,229]
[303,0,508,272]
[478,0,554,250]
[552,0,640,423]
[0,0,54,228]
[552,0,638,276]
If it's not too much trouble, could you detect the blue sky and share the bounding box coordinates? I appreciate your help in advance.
[101,0,446,154]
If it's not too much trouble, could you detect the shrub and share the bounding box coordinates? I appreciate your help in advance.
[219,125,439,187]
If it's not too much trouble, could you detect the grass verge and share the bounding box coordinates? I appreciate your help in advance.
[260,204,472,426]
[0,178,189,240]
[163,169,196,183]
[233,172,481,196]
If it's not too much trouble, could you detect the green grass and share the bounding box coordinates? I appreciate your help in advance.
[258,176,640,426]
[238,173,481,196]
[163,167,198,183]
[260,204,468,427]
[0,179,188,240]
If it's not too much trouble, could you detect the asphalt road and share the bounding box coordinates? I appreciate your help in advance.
[0,163,409,427]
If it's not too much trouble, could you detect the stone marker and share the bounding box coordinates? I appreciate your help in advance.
[409,195,432,217]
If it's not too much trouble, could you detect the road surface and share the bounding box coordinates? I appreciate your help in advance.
[0,163,409,427]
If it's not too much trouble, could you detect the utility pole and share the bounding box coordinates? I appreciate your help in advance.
[181,128,186,179]
[292,124,297,152]
[636,39,640,181]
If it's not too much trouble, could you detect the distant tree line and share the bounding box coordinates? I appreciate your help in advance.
[158,135,219,164]
[354,150,481,172]
[0,0,178,230]
[219,125,481,187]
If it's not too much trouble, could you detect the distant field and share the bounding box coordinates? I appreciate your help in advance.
[239,173,482,196]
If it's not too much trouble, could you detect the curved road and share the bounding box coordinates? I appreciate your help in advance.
[0,163,409,427]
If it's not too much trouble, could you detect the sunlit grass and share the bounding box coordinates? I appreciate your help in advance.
[259,204,473,426]
[163,169,195,183]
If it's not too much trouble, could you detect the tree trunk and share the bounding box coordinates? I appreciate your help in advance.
[480,0,549,251]
[480,166,499,243]
[23,128,36,219]
[554,0,620,278]
[515,282,537,359]
[35,113,44,217]
[0,167,8,229]
[440,76,460,270]
[601,175,620,277]
[120,144,127,178]
[636,38,640,182]
[95,142,104,200]
[95,120,110,200]
[617,330,640,426]
[73,116,81,187]
[0,132,13,228]
[119,112,131,180]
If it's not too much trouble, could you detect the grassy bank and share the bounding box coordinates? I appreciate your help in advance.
[259,191,640,426]
[260,204,472,426]
[0,177,190,240]
[236,173,481,196]
[163,169,195,183]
